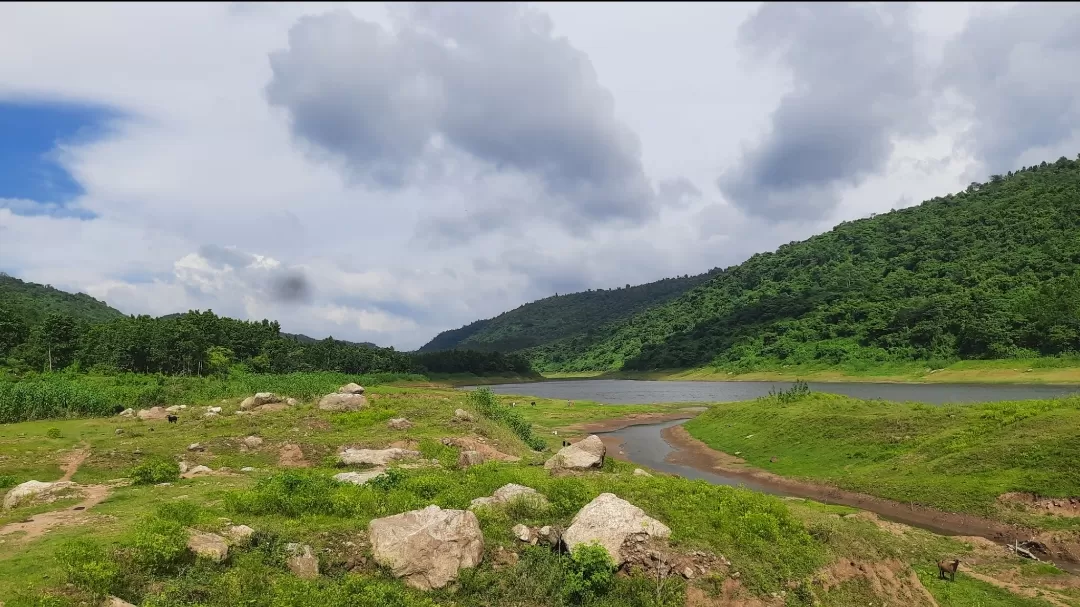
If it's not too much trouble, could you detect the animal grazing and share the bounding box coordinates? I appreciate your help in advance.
[531,401,535,407]
[567,400,574,407]
[937,559,960,581]
[167,415,178,423]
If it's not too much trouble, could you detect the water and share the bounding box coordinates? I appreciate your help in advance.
[467,379,1079,405]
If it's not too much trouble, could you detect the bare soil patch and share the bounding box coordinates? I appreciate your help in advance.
[278,444,309,468]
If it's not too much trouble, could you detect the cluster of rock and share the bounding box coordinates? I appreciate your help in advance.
[543,435,606,471]
[318,383,368,412]
[239,392,298,412]
[2,480,80,510]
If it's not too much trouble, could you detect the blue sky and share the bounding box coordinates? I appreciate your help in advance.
[0,100,118,212]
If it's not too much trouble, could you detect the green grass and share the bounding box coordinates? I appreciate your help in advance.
[915,565,1058,606]
[683,392,1080,527]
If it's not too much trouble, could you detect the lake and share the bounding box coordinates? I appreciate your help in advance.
[465,378,1080,404]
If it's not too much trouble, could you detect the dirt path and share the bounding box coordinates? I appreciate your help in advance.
[0,444,111,546]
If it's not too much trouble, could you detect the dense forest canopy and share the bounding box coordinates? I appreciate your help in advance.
[419,271,720,353]
[0,275,531,377]
[522,155,1080,371]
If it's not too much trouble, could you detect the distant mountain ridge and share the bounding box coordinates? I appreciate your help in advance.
[418,270,721,353]
[0,273,124,325]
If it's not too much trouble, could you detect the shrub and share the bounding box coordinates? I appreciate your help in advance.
[129,517,189,573]
[563,543,616,604]
[155,500,201,526]
[55,538,120,597]
[467,387,547,451]
[129,457,180,485]
[45,427,62,439]
[0,474,17,489]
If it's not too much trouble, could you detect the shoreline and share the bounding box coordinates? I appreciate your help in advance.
[568,413,1080,568]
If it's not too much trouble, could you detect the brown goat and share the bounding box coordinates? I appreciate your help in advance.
[937,559,960,581]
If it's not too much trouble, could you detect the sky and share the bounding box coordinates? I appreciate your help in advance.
[2,2,1079,350]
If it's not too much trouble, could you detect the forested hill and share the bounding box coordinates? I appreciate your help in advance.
[527,155,1080,372]
[418,271,721,353]
[0,273,124,326]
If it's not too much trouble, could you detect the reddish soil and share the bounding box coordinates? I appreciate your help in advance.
[278,443,309,467]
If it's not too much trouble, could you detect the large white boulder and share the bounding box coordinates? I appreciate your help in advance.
[544,435,606,470]
[338,383,366,395]
[3,480,78,510]
[368,505,484,590]
[563,493,670,565]
[318,393,369,412]
[338,447,420,466]
[469,484,549,510]
[137,406,169,421]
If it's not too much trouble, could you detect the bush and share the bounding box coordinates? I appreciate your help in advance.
[129,517,189,573]
[0,474,17,489]
[55,538,120,597]
[467,388,547,451]
[129,457,180,485]
[45,427,62,439]
[563,543,616,604]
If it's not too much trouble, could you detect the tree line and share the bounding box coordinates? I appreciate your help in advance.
[0,307,533,377]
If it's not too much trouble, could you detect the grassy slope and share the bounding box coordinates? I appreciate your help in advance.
[683,392,1080,528]
[0,385,1068,606]
[0,273,125,326]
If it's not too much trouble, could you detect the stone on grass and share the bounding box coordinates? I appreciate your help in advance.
[388,418,413,430]
[633,468,652,477]
[3,480,77,510]
[187,443,205,452]
[562,493,670,565]
[512,524,538,545]
[318,393,369,412]
[187,531,229,563]
[184,465,213,477]
[369,505,484,590]
[338,447,419,466]
[137,407,169,421]
[338,383,366,395]
[453,409,474,422]
[544,435,606,471]
[105,597,137,607]
[242,436,264,449]
[118,408,135,417]
[457,450,485,468]
[240,392,283,410]
[286,544,320,579]
[240,467,256,472]
[469,484,549,510]
[165,405,182,413]
[333,469,387,485]
[225,525,256,546]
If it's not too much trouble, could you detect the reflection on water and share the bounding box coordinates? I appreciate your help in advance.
[467,379,1079,405]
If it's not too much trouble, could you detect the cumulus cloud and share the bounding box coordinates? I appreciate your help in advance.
[265,3,658,237]
[940,3,1080,175]
[719,3,932,221]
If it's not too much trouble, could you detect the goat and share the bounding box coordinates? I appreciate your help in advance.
[167,414,178,424]
[937,559,960,581]
[531,401,536,407]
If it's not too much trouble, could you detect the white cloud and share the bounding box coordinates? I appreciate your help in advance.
[0,2,1059,351]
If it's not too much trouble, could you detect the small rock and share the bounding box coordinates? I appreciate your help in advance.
[453,409,475,422]
[104,597,137,607]
[318,393,368,412]
[114,428,124,435]
[682,566,695,579]
[338,383,366,395]
[118,408,135,418]
[207,406,222,414]
[286,397,298,406]
[633,468,652,477]
[512,524,538,545]
[544,435,606,470]
[770,456,779,463]
[137,406,169,421]
[204,411,219,418]
[242,436,264,449]
[338,447,420,466]
[387,418,413,430]
[240,467,256,472]
[287,544,320,579]
[185,465,213,476]
[187,531,229,563]
[178,461,189,474]
[225,525,255,546]
[165,405,182,413]
[457,450,485,468]
[469,484,549,510]
[334,469,387,485]
[133,448,143,455]
[187,443,206,452]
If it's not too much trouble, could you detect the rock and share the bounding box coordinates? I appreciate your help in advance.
[114,428,124,435]
[334,469,387,485]
[770,456,779,463]
[469,484,549,510]
[178,461,190,474]
[242,436,264,449]
[544,435,606,470]
[104,597,137,607]
[457,450,485,468]
[512,524,538,545]
[187,531,229,563]
[2,480,77,510]
[562,493,671,565]
[537,525,562,547]
[682,566,695,579]
[187,443,206,452]
[388,418,413,430]
[225,525,255,546]
[338,447,420,466]
[287,544,320,579]
[369,505,484,590]
[165,405,182,413]
[338,383,366,395]
[633,468,652,477]
[278,444,309,467]
[240,467,256,472]
[453,409,474,422]
[118,408,135,417]
[137,406,169,421]
[207,406,222,414]
[204,411,219,419]
[286,397,298,406]
[318,393,369,412]
[184,465,213,477]
[240,392,282,410]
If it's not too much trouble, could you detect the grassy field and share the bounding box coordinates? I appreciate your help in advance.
[0,382,1073,606]
[544,357,1080,385]
[683,391,1080,530]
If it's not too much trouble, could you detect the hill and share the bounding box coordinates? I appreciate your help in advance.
[0,273,123,326]
[527,155,1080,371]
[418,271,720,353]
[282,331,377,349]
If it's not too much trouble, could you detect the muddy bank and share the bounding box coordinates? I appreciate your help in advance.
[568,409,705,434]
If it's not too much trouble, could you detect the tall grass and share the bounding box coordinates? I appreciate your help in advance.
[466,387,548,451]
[0,370,426,423]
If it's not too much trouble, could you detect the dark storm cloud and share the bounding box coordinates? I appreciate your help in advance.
[266,3,656,234]
[939,3,1080,175]
[719,3,931,221]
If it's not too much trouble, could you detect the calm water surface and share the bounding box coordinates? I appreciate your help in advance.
[466,379,1079,404]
